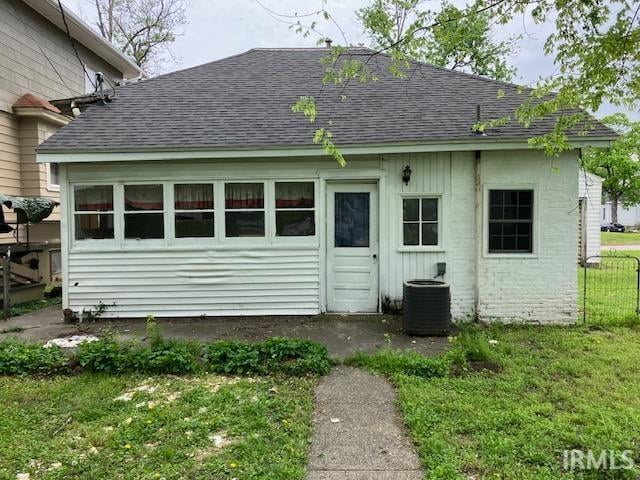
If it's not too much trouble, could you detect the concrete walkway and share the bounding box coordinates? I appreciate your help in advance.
[1,308,449,359]
[307,367,423,479]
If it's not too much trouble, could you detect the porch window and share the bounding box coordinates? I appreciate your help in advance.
[275,182,315,236]
[225,183,265,237]
[402,197,438,246]
[174,184,214,238]
[73,185,114,240]
[488,189,533,253]
[124,184,164,239]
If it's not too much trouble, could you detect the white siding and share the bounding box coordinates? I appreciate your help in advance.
[69,248,319,317]
[63,150,580,323]
[380,151,476,319]
[578,170,602,261]
[603,201,640,227]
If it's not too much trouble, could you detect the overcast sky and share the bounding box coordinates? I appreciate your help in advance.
[64,0,638,120]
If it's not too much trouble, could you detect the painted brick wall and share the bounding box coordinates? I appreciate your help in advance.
[477,150,579,324]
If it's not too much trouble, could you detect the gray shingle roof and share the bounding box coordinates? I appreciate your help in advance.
[39,48,615,152]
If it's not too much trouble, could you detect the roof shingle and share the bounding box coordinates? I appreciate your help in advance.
[39,48,615,152]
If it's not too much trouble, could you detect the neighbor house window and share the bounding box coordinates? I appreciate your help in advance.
[488,189,533,253]
[225,183,265,237]
[48,163,60,189]
[124,184,164,239]
[73,185,114,240]
[402,197,439,246]
[174,184,214,238]
[275,182,315,236]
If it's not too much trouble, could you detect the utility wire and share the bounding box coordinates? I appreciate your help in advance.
[56,0,98,93]
[8,0,75,97]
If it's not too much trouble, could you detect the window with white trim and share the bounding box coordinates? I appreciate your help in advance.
[48,163,60,189]
[73,185,114,240]
[402,197,439,246]
[124,184,164,239]
[174,184,214,238]
[225,183,265,237]
[275,182,315,236]
[488,189,533,253]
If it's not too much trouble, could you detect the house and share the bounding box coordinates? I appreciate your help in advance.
[0,0,141,295]
[602,201,640,229]
[578,170,602,264]
[37,48,615,323]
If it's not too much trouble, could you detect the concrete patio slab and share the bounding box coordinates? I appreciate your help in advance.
[0,309,449,358]
[307,367,423,479]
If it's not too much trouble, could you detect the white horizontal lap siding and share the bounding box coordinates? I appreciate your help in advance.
[68,248,320,317]
[63,157,381,318]
[381,151,476,320]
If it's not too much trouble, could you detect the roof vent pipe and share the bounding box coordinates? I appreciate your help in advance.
[325,38,333,48]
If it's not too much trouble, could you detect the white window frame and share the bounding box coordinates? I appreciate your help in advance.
[398,194,444,252]
[122,183,167,248]
[483,184,538,258]
[70,183,117,248]
[272,180,318,243]
[46,163,60,192]
[170,182,216,244]
[222,181,269,243]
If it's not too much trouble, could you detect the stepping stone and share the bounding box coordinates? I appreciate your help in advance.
[307,366,423,479]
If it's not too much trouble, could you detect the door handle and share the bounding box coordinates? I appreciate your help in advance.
[372,254,377,259]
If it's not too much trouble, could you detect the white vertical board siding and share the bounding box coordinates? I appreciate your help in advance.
[477,150,579,323]
[380,151,476,319]
[578,170,602,262]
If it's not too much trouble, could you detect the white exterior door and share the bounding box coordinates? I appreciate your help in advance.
[326,183,379,312]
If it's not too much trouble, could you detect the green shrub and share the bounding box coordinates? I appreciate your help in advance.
[345,349,452,379]
[0,340,68,375]
[142,339,202,374]
[76,337,138,374]
[203,337,331,375]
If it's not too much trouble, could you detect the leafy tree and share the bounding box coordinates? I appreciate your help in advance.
[359,0,518,81]
[92,0,188,73]
[288,0,639,162]
[584,114,640,224]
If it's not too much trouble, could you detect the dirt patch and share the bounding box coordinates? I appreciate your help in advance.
[467,361,502,373]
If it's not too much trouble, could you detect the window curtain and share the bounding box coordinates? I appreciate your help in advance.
[175,184,214,210]
[124,185,163,211]
[74,186,113,211]
[225,183,264,209]
[275,183,314,208]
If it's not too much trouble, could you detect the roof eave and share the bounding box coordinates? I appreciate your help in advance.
[21,0,143,79]
[36,137,616,163]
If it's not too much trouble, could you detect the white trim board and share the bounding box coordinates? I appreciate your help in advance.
[37,138,615,163]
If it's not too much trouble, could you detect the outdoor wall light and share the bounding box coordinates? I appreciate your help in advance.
[402,165,412,185]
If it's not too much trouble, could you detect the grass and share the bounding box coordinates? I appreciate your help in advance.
[0,373,316,479]
[579,250,640,325]
[354,324,640,479]
[10,296,61,317]
[601,231,640,245]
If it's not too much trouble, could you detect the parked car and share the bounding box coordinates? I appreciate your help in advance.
[601,223,626,232]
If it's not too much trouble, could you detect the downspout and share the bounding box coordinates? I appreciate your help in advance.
[474,150,482,322]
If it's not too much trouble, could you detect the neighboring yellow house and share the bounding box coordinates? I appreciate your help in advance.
[0,0,140,297]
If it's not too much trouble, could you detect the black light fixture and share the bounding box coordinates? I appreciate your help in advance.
[402,165,412,185]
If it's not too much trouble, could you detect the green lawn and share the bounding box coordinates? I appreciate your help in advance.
[579,252,640,324]
[601,231,640,245]
[365,325,640,479]
[0,373,316,479]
